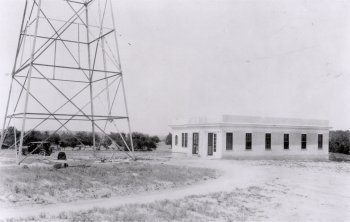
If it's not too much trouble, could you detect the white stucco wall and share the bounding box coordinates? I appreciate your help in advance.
[171,126,223,159]
[220,126,329,160]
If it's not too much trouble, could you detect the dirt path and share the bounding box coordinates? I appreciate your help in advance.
[0,159,349,221]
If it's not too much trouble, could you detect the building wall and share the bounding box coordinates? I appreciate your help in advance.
[171,125,329,160]
[221,126,329,160]
[171,126,223,158]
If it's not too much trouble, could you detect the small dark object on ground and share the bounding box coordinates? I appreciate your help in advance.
[57,152,67,160]
[22,165,29,169]
[53,163,68,169]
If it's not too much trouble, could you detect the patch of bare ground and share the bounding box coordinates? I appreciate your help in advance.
[0,162,216,207]
[246,159,350,173]
[4,185,276,222]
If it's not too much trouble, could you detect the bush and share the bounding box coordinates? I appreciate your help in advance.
[59,132,79,148]
[131,132,157,151]
[108,132,158,151]
[23,130,44,145]
[48,132,61,148]
[329,130,350,155]
[0,126,21,148]
[151,136,160,144]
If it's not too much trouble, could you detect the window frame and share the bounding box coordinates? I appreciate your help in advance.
[226,132,233,150]
[181,133,184,147]
[246,133,252,150]
[265,133,271,150]
[175,135,178,146]
[192,133,199,154]
[318,134,323,149]
[213,133,217,152]
[283,134,289,149]
[208,133,214,156]
[181,133,188,148]
[301,134,307,149]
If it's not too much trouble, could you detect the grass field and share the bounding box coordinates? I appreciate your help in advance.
[8,158,350,222]
[1,145,349,221]
[0,146,216,207]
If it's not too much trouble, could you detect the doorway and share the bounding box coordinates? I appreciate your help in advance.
[192,133,199,154]
[208,133,217,156]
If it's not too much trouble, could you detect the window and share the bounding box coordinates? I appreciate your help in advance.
[284,134,289,149]
[213,134,217,152]
[246,133,252,150]
[226,133,233,150]
[318,134,323,149]
[181,133,188,147]
[265,133,271,150]
[181,134,184,147]
[301,134,307,149]
[175,135,178,146]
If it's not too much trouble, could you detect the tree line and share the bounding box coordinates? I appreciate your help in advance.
[2,129,349,155]
[0,127,160,151]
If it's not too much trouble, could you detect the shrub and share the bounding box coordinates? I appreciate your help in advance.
[150,136,160,144]
[109,132,158,151]
[131,132,157,151]
[0,126,21,147]
[329,130,350,155]
[23,130,44,145]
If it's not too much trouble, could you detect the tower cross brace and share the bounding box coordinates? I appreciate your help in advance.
[0,0,135,164]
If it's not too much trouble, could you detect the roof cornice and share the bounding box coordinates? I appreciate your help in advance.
[169,122,331,130]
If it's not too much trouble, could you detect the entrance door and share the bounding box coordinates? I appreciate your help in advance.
[192,133,199,154]
[208,133,216,156]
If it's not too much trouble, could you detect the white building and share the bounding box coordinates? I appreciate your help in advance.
[170,115,330,160]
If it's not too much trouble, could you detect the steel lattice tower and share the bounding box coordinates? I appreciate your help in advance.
[0,0,135,164]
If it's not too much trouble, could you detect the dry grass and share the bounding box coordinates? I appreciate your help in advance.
[0,162,216,206]
[329,152,350,162]
[6,186,273,222]
[4,159,350,221]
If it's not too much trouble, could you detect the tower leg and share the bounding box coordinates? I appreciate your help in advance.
[121,78,135,158]
[85,4,96,151]
[18,0,42,165]
[1,0,28,153]
[0,79,14,151]
[109,0,135,159]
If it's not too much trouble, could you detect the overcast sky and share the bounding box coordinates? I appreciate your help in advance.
[0,0,349,135]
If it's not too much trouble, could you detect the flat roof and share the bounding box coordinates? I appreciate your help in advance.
[170,115,330,129]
